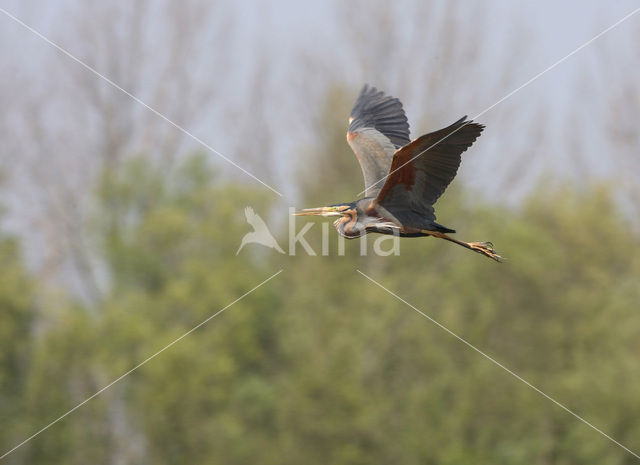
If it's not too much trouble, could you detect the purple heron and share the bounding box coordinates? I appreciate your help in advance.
[296,85,502,262]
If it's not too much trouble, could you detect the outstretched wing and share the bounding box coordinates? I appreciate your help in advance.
[376,117,484,224]
[347,85,411,197]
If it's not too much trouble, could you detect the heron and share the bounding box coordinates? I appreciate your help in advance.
[295,85,503,262]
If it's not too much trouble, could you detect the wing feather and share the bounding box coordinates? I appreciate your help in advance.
[376,117,484,225]
[346,84,411,197]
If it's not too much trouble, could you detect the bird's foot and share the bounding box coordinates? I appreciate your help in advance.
[468,241,504,263]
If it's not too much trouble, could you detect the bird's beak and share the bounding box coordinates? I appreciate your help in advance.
[294,206,343,217]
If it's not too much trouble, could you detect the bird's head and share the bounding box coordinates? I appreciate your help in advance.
[293,202,355,217]
[294,202,367,238]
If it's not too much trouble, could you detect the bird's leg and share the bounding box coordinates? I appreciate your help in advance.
[424,231,504,262]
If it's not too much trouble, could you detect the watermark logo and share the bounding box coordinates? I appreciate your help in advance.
[236,207,286,255]
[237,206,400,256]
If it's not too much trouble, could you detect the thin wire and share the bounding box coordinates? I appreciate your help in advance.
[0,7,283,197]
[0,270,284,460]
[356,270,640,461]
[358,6,640,197]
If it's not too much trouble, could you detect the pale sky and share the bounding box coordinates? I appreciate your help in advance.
[1,0,638,198]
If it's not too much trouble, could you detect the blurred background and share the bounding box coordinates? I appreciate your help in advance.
[1,0,640,463]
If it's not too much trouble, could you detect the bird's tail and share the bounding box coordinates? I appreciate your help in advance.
[432,222,456,234]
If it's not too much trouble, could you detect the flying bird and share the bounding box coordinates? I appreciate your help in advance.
[237,207,285,255]
[295,85,503,262]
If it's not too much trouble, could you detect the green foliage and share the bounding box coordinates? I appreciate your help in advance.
[1,153,639,464]
[0,235,35,463]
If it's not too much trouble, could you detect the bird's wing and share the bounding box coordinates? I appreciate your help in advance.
[347,85,411,197]
[376,117,484,223]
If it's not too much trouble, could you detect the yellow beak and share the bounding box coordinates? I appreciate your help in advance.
[293,206,343,217]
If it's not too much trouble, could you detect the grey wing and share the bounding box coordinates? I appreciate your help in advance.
[347,84,411,197]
